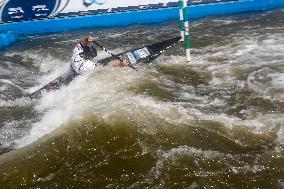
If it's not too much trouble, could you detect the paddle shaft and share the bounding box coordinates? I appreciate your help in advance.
[92,40,137,70]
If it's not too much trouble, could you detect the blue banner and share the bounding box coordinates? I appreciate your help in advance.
[0,0,60,22]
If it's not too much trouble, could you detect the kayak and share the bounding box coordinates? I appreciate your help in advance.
[99,36,181,66]
[28,36,181,98]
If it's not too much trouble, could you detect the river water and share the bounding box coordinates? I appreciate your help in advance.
[0,8,283,188]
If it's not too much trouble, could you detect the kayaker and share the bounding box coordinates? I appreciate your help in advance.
[70,36,128,75]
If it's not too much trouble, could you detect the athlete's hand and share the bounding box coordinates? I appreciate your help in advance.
[111,59,129,67]
[122,59,129,66]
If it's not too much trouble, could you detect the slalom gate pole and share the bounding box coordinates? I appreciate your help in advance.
[178,0,185,42]
[179,0,191,62]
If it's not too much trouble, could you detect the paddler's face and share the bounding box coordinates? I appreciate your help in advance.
[86,36,94,45]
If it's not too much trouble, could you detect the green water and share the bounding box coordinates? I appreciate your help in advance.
[0,9,284,188]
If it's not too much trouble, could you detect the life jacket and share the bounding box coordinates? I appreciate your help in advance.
[71,43,98,74]
[80,45,97,60]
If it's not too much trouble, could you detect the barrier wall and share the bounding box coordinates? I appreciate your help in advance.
[0,0,284,49]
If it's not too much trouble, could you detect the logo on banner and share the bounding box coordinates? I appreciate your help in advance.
[0,0,69,22]
[83,0,106,7]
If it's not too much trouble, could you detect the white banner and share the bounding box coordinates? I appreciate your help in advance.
[63,0,174,13]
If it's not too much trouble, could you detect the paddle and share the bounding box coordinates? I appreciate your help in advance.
[92,40,138,71]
